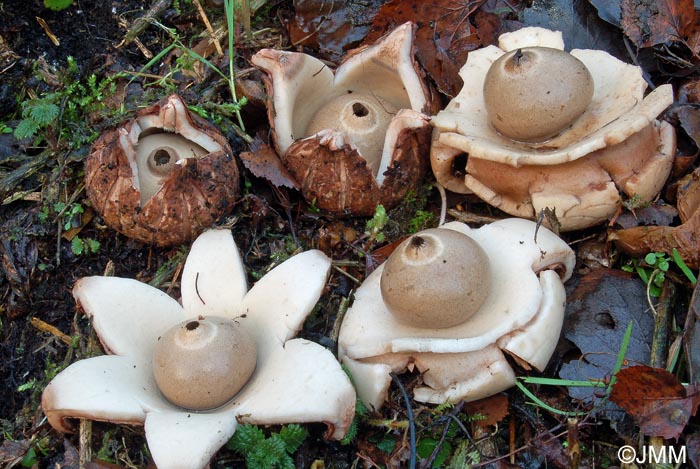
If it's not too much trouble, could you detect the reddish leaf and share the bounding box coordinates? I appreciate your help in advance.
[365,0,493,97]
[287,0,383,59]
[610,365,700,439]
[239,140,300,190]
[464,393,509,428]
[621,0,696,48]
[610,167,700,269]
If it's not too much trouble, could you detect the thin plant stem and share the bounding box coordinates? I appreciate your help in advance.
[224,0,246,131]
[390,372,416,469]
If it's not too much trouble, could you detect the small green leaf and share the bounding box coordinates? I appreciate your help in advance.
[658,259,670,272]
[17,379,37,392]
[85,238,100,254]
[279,424,307,453]
[375,434,396,453]
[13,119,40,140]
[644,252,657,265]
[44,0,73,11]
[28,101,59,126]
[70,237,84,256]
[227,424,265,452]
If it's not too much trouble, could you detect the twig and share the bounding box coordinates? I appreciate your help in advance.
[329,296,350,345]
[30,317,72,345]
[192,0,223,56]
[422,401,466,469]
[446,208,500,226]
[332,265,360,285]
[118,0,172,48]
[390,372,416,469]
[650,280,675,369]
[79,419,92,467]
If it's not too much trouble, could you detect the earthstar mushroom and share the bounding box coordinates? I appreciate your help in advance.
[339,218,575,410]
[252,22,438,215]
[42,229,355,469]
[85,94,239,245]
[430,27,676,231]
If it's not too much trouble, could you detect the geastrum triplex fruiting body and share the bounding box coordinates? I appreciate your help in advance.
[252,22,439,215]
[338,218,575,411]
[85,94,239,246]
[42,229,355,469]
[431,27,676,231]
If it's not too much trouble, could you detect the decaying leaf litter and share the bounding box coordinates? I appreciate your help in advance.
[1,0,700,467]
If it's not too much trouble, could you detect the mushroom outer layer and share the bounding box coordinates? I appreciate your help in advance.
[430,27,676,231]
[153,316,257,411]
[380,229,491,328]
[338,218,574,409]
[85,94,239,246]
[252,22,439,214]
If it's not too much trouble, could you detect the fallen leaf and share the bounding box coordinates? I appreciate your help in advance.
[559,270,654,405]
[683,281,700,385]
[521,0,627,56]
[676,79,700,151]
[677,167,700,222]
[317,221,358,254]
[464,393,509,428]
[609,365,700,439]
[531,430,569,468]
[614,202,678,229]
[588,0,622,26]
[685,432,700,468]
[621,0,696,48]
[365,0,520,97]
[0,439,29,465]
[239,140,300,190]
[610,167,700,269]
[287,0,383,59]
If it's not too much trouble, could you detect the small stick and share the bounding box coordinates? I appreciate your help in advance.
[30,318,72,345]
[329,296,350,345]
[447,209,500,225]
[193,0,223,56]
[79,419,92,467]
[118,0,172,48]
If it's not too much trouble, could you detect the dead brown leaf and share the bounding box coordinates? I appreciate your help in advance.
[676,79,700,151]
[610,167,700,269]
[287,0,383,59]
[464,393,509,428]
[317,221,358,254]
[239,139,300,190]
[621,0,697,48]
[0,439,29,466]
[609,365,700,439]
[364,0,487,97]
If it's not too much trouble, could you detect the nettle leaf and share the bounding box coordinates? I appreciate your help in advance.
[227,424,265,453]
[70,237,84,256]
[279,424,307,453]
[13,119,39,140]
[27,101,59,126]
[247,435,287,468]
